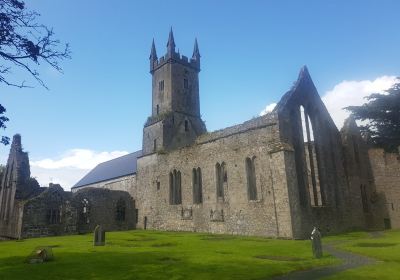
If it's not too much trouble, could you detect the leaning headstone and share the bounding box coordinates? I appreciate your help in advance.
[311,227,322,258]
[26,247,54,264]
[94,225,105,246]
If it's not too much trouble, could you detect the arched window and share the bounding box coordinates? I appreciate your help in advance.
[193,167,203,204]
[116,198,126,221]
[47,208,61,224]
[185,120,189,132]
[169,169,182,205]
[80,198,90,224]
[246,157,257,200]
[216,162,226,201]
[300,106,322,206]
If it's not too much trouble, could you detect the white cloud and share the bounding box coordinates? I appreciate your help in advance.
[30,149,129,191]
[322,76,399,129]
[259,103,277,116]
[259,75,399,129]
[31,149,128,170]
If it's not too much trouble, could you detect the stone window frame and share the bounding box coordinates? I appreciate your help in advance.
[215,162,227,202]
[115,198,126,222]
[185,120,189,132]
[169,169,182,205]
[46,208,61,224]
[192,167,203,204]
[300,105,324,207]
[245,156,258,201]
[80,198,90,224]
[159,80,164,91]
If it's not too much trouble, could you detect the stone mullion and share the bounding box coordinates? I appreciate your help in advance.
[305,112,319,206]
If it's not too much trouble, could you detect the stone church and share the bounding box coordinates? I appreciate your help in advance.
[1,30,399,239]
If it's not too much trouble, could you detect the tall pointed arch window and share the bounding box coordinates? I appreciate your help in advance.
[300,106,323,206]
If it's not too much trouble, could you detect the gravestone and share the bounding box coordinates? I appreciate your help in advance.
[26,247,54,264]
[311,227,322,258]
[93,225,105,246]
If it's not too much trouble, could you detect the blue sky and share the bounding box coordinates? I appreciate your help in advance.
[1,0,399,189]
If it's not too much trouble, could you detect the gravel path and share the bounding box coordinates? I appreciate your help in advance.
[272,243,376,280]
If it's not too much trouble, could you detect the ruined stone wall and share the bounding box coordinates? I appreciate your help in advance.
[72,188,136,233]
[21,186,136,238]
[340,118,384,231]
[368,148,400,229]
[21,184,72,238]
[275,68,353,238]
[135,114,299,238]
[0,134,41,238]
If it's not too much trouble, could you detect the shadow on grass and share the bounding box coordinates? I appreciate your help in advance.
[0,250,315,280]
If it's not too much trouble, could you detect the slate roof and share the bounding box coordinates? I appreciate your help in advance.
[72,150,142,189]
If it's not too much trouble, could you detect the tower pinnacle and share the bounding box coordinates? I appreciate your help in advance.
[192,38,200,59]
[166,27,176,54]
[149,38,157,61]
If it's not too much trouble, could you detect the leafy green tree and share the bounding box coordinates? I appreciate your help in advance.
[346,82,400,152]
[0,104,9,145]
[0,0,70,144]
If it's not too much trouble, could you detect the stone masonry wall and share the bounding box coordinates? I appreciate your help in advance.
[21,186,136,238]
[135,113,299,238]
[0,134,41,238]
[368,148,400,229]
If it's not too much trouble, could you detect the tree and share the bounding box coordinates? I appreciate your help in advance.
[346,82,400,152]
[0,0,70,144]
[0,104,9,145]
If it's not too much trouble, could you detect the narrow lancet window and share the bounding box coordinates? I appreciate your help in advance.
[185,120,189,131]
[193,167,203,204]
[300,106,322,206]
[216,162,225,201]
[169,170,182,205]
[246,157,257,200]
[116,198,126,221]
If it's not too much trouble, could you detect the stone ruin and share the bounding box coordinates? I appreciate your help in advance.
[0,135,137,239]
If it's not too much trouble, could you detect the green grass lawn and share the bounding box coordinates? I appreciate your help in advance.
[0,230,336,280]
[323,230,400,280]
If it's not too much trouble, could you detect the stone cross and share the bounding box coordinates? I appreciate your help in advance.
[311,226,322,258]
[93,225,105,246]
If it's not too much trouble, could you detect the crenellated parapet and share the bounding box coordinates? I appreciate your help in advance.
[150,28,200,73]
